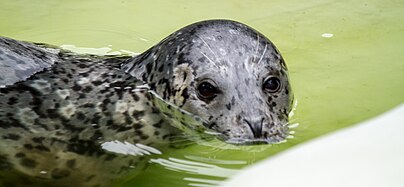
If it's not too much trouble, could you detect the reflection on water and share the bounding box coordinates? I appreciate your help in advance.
[101,141,162,156]
[321,33,334,38]
[184,155,247,165]
[184,178,223,187]
[150,157,240,187]
[150,157,239,177]
[60,44,138,56]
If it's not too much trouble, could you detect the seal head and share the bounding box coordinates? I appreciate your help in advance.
[123,20,293,144]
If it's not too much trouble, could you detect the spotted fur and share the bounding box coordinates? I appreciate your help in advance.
[0,20,293,186]
[0,39,180,186]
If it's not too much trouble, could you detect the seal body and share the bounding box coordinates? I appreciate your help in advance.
[0,38,181,186]
[0,20,293,186]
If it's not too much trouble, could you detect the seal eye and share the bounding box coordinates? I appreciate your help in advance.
[197,81,219,100]
[263,77,281,93]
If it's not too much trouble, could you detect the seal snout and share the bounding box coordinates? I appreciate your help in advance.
[243,118,264,138]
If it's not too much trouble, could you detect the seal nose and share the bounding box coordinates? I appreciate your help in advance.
[244,118,264,138]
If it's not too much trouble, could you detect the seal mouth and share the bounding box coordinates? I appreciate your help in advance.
[224,136,286,145]
[225,138,270,145]
[206,122,289,145]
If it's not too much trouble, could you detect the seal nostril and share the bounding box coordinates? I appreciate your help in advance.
[244,118,264,138]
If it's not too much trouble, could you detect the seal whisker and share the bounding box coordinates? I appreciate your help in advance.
[256,44,267,64]
[253,33,260,62]
[200,51,218,66]
[196,35,219,61]
[287,123,300,129]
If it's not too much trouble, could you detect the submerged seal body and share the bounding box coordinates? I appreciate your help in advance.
[0,20,293,186]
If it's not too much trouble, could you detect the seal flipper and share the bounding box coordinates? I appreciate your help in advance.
[0,36,59,88]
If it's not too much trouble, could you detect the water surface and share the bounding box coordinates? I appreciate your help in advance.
[0,0,403,186]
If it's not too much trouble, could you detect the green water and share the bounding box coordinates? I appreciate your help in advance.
[1,0,403,186]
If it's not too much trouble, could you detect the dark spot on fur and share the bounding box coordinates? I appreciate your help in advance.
[85,174,96,182]
[177,53,191,65]
[51,168,71,179]
[20,158,37,168]
[35,145,50,152]
[140,134,149,140]
[92,80,103,86]
[104,154,117,161]
[153,119,164,128]
[225,103,231,110]
[47,108,59,119]
[66,159,76,169]
[89,130,102,141]
[76,112,86,120]
[183,72,187,82]
[82,86,93,93]
[32,137,45,143]
[6,54,17,61]
[198,57,206,63]
[131,93,139,101]
[82,103,94,108]
[102,98,110,105]
[208,122,217,129]
[2,133,20,140]
[77,63,88,69]
[71,84,82,91]
[15,152,25,158]
[0,154,12,170]
[158,64,165,72]
[91,114,102,124]
[133,122,143,130]
[179,88,189,107]
[132,110,145,120]
[67,139,105,156]
[146,61,153,74]
[162,134,172,140]
[23,144,33,150]
[7,97,18,105]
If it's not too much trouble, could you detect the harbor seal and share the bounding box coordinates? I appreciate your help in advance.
[0,20,293,186]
